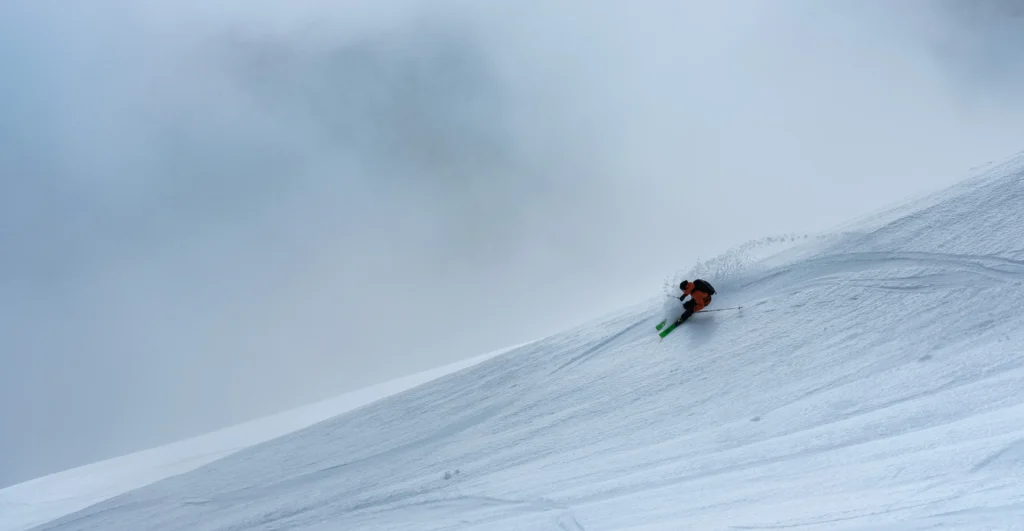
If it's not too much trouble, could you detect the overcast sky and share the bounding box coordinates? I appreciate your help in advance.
[2,0,1023,487]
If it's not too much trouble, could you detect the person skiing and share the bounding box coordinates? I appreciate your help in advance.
[674,278,715,325]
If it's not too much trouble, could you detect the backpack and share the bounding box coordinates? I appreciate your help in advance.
[693,279,716,295]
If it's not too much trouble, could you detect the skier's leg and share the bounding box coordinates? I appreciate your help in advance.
[675,299,696,324]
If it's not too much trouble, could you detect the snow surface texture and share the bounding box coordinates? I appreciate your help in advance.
[0,347,521,531]
[14,154,1024,530]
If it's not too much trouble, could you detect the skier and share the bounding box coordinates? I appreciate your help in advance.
[674,278,715,325]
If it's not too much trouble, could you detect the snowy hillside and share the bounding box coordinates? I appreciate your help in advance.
[0,348,521,531]
[15,154,1024,530]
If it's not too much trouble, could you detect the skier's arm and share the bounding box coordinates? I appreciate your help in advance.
[678,280,691,301]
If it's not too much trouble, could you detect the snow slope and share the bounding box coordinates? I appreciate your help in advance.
[0,346,523,531]
[19,156,1024,530]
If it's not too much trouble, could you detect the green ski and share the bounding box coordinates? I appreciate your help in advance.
[658,319,683,338]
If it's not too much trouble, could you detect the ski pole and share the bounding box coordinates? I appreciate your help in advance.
[666,295,742,310]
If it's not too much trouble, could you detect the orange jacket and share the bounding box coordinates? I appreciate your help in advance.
[682,281,713,312]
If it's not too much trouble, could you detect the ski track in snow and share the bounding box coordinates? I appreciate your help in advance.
[10,160,1024,530]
